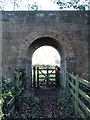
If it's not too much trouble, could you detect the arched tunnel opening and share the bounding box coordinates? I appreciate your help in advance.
[27,37,67,89]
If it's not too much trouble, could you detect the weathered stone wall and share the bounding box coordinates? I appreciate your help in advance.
[2,11,89,80]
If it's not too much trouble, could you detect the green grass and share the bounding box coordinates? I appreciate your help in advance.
[32,74,56,81]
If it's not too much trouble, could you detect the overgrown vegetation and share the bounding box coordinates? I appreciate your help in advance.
[57,90,75,118]
[8,89,40,119]
[52,0,89,10]
[1,76,14,116]
[1,68,26,119]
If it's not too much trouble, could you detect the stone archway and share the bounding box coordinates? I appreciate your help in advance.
[18,29,74,89]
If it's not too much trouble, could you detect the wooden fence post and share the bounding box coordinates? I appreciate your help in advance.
[66,71,68,88]
[14,70,20,111]
[75,75,79,117]
[55,66,60,87]
[55,66,57,87]
[66,71,69,95]
[47,68,49,86]
[37,67,39,88]
[33,66,36,88]
[21,68,26,89]
[71,72,74,104]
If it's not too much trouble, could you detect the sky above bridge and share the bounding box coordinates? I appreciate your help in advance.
[0,0,89,11]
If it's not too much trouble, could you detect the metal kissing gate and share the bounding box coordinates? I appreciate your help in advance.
[32,66,60,88]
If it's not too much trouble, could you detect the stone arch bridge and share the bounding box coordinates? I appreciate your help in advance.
[2,11,89,89]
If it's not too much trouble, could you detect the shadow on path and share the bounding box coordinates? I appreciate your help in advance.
[5,87,75,119]
[34,87,64,118]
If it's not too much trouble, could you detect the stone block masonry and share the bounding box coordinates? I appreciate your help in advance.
[2,11,89,82]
